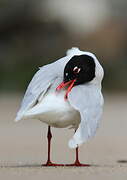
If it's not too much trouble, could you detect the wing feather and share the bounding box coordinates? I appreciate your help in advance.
[15,63,59,121]
[68,84,104,148]
[15,53,74,121]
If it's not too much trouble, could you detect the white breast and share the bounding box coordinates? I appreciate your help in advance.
[24,90,80,128]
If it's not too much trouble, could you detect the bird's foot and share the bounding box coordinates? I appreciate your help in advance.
[42,161,65,166]
[65,160,90,167]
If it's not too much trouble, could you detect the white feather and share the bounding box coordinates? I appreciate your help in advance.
[24,89,80,129]
[68,84,104,148]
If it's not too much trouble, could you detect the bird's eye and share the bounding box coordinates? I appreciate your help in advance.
[73,66,81,74]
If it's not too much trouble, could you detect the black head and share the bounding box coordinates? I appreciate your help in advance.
[64,55,96,85]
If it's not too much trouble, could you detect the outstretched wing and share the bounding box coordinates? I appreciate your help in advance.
[68,84,104,148]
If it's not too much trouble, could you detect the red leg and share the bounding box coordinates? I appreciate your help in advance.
[44,126,52,165]
[65,146,90,166]
[74,146,81,165]
[65,129,90,166]
[42,126,65,166]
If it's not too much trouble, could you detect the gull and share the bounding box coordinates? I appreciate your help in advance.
[15,47,104,166]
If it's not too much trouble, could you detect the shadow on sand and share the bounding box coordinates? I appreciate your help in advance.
[0,163,118,169]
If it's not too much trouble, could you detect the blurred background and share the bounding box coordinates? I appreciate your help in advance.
[0,0,127,93]
[0,0,127,172]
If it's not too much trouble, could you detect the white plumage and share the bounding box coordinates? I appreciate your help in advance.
[15,47,104,149]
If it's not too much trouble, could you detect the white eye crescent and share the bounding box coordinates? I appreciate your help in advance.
[73,66,81,73]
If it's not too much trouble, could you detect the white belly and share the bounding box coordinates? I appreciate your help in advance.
[24,90,80,128]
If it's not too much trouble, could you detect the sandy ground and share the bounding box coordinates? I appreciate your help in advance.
[0,93,127,180]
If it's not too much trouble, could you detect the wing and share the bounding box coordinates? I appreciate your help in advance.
[68,84,104,148]
[15,62,61,121]
[15,51,76,121]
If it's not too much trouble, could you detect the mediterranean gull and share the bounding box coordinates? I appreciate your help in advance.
[15,47,104,166]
